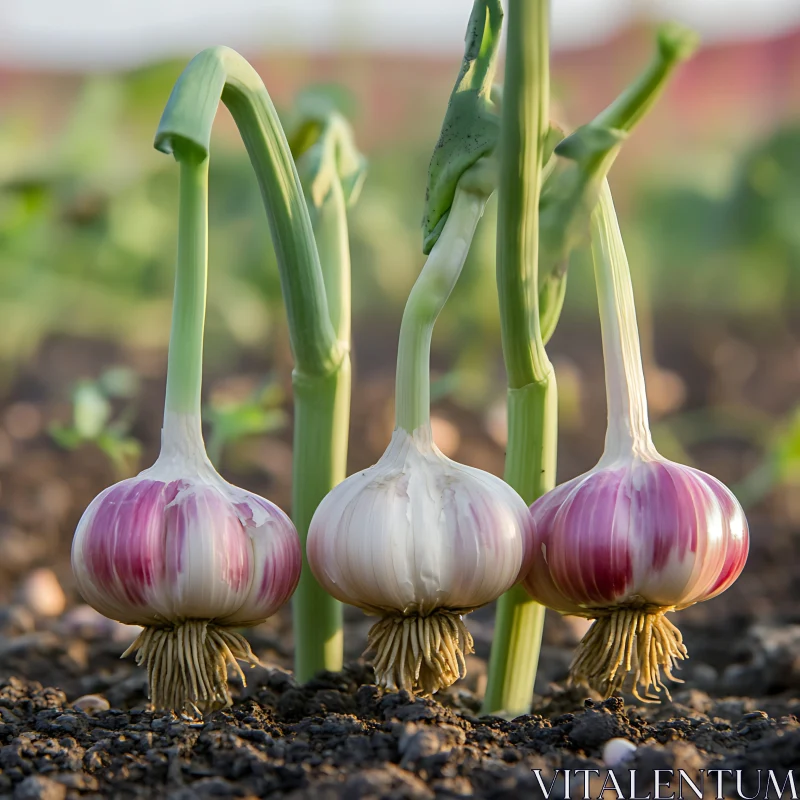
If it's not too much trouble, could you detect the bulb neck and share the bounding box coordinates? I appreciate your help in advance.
[163,153,209,422]
[146,410,217,481]
[381,425,440,466]
[394,186,487,434]
[591,180,655,459]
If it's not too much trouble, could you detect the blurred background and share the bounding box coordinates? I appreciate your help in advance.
[0,0,799,697]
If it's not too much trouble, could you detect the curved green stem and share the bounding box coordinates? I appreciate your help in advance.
[155,46,343,378]
[156,47,348,680]
[395,187,487,433]
[592,23,699,134]
[538,22,698,346]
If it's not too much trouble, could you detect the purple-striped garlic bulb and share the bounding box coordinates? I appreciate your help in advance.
[72,412,301,712]
[523,182,748,701]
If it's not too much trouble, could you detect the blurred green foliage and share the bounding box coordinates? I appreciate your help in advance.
[4,73,797,370]
[49,367,142,477]
[2,65,800,506]
[204,379,287,468]
[631,126,800,315]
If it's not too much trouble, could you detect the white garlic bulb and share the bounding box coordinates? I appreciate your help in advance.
[310,425,531,603]
[308,426,532,694]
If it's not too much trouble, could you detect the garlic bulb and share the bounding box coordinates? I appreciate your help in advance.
[71,154,301,713]
[72,413,301,712]
[307,185,534,695]
[522,181,748,701]
[309,426,532,693]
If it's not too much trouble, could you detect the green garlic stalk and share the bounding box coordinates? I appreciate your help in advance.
[537,22,700,339]
[482,0,555,719]
[72,147,302,714]
[155,46,350,681]
[483,11,700,716]
[422,0,502,254]
[287,100,366,679]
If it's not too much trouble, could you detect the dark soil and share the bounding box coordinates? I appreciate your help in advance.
[0,650,799,799]
[0,329,798,798]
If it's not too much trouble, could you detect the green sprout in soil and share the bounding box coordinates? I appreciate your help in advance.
[50,367,142,479]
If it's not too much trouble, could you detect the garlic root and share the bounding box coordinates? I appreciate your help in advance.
[366,611,474,696]
[123,620,260,713]
[569,607,688,702]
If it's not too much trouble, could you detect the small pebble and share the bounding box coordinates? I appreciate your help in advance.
[602,737,637,768]
[18,568,66,617]
[72,694,111,714]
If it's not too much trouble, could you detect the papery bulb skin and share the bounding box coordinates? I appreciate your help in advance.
[71,412,301,713]
[525,454,748,617]
[307,426,534,695]
[524,449,748,701]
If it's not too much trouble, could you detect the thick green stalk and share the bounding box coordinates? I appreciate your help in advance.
[292,145,354,677]
[292,365,349,676]
[483,0,555,717]
[289,106,364,677]
[396,188,487,433]
[164,154,209,420]
[155,47,347,679]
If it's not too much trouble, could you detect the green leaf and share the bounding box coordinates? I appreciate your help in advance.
[48,423,83,450]
[422,0,503,254]
[535,21,699,336]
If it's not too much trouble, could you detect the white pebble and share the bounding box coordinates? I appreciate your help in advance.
[602,737,637,767]
[19,568,66,617]
[72,694,110,713]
